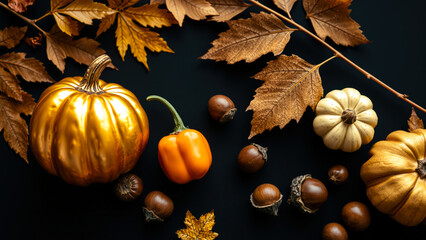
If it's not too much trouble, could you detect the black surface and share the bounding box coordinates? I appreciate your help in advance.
[1,0,425,239]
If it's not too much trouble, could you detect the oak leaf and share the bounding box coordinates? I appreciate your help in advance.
[24,33,43,48]
[46,25,113,72]
[273,0,298,16]
[97,1,176,69]
[0,26,27,49]
[0,92,36,163]
[408,108,424,132]
[176,210,218,240]
[207,0,251,22]
[8,0,35,13]
[303,0,369,46]
[166,0,218,26]
[247,55,325,138]
[201,12,296,64]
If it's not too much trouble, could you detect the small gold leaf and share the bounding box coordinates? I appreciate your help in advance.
[176,210,218,240]
[408,108,424,132]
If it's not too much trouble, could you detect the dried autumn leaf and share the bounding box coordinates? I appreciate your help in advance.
[0,67,23,101]
[8,0,35,13]
[201,12,296,64]
[166,0,218,26]
[0,52,53,83]
[207,0,251,22]
[408,108,424,132]
[176,210,218,240]
[151,0,165,4]
[0,26,27,49]
[0,92,36,163]
[273,0,298,16]
[24,33,43,48]
[247,54,325,138]
[303,0,369,46]
[46,25,113,72]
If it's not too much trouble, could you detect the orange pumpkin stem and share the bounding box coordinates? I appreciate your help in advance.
[77,54,111,94]
[417,159,426,179]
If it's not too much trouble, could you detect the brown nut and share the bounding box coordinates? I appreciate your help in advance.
[143,191,174,222]
[328,165,349,185]
[288,174,328,214]
[322,223,348,240]
[114,173,143,202]
[207,95,237,123]
[342,201,370,231]
[238,143,267,173]
[250,183,282,216]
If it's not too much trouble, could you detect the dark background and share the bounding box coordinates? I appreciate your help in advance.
[0,0,425,239]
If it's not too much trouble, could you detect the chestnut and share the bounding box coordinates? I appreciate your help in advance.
[288,174,328,214]
[114,173,143,202]
[328,165,349,185]
[250,183,282,216]
[341,201,370,231]
[238,143,267,173]
[207,95,237,123]
[143,191,174,222]
[322,222,348,240]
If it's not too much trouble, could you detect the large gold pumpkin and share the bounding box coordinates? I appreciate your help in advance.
[360,129,426,226]
[30,55,149,186]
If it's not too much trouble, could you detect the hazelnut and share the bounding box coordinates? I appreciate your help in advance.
[250,183,283,216]
[328,165,349,185]
[288,174,328,214]
[341,201,370,231]
[238,143,267,173]
[207,95,237,123]
[322,223,348,240]
[114,173,143,202]
[143,191,174,222]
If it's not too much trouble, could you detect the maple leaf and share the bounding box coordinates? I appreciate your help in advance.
[408,108,424,132]
[166,0,218,26]
[247,55,327,138]
[176,210,218,240]
[201,12,296,64]
[97,1,176,70]
[273,0,298,16]
[8,0,35,13]
[51,0,116,36]
[0,92,36,163]
[303,0,370,46]
[46,25,114,72]
[207,0,251,22]
[24,33,43,48]
[0,26,27,49]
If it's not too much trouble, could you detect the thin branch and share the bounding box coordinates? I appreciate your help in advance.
[0,2,47,35]
[34,12,52,23]
[248,0,426,113]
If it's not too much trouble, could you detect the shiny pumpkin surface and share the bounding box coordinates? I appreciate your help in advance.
[360,129,426,226]
[30,75,149,186]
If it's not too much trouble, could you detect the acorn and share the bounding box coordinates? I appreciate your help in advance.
[114,173,143,202]
[288,174,328,214]
[207,95,237,123]
[238,143,268,173]
[250,183,283,216]
[143,191,174,222]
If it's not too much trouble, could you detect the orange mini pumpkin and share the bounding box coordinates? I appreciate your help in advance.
[30,55,149,186]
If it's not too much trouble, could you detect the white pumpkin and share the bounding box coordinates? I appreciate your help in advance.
[313,88,378,152]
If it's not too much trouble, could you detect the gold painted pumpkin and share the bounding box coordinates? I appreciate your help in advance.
[29,55,149,186]
[313,88,378,152]
[360,129,426,226]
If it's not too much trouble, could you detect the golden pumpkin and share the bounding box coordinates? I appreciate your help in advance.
[313,88,378,152]
[29,55,149,186]
[360,129,426,226]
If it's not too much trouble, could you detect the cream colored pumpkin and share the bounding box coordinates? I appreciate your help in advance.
[313,88,378,152]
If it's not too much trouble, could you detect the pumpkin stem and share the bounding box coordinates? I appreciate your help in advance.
[146,95,188,134]
[417,159,426,179]
[77,54,111,94]
[341,109,357,124]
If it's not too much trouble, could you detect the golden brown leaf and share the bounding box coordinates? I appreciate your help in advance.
[0,92,36,162]
[52,12,80,36]
[123,4,178,28]
[0,67,23,101]
[408,108,424,132]
[96,14,117,38]
[46,25,113,72]
[303,0,370,46]
[247,55,325,138]
[201,12,295,64]
[0,52,53,83]
[0,26,27,49]
[24,33,43,48]
[166,0,218,26]
[176,210,218,240]
[207,0,250,22]
[151,0,165,4]
[273,0,298,16]
[8,0,34,13]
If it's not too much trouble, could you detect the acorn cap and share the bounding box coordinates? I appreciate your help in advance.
[287,174,317,214]
[250,193,283,216]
